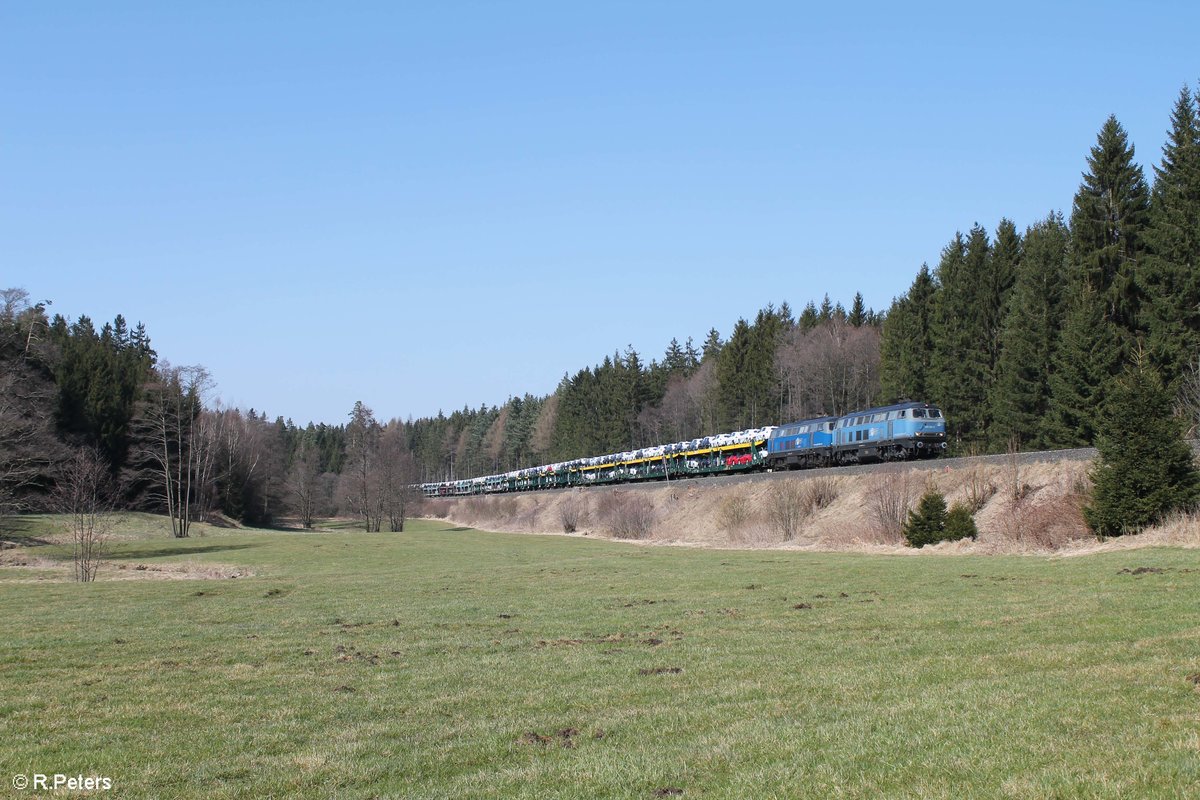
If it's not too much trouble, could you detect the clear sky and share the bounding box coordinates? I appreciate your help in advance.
[3,2,1198,425]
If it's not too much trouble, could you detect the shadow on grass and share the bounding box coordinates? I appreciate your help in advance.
[0,517,54,547]
[444,527,473,532]
[108,543,261,560]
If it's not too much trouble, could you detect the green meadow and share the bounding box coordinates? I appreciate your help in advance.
[1,517,1198,799]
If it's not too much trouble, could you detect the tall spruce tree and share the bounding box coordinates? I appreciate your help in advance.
[1141,85,1200,389]
[848,292,867,327]
[1085,354,1199,536]
[716,318,753,429]
[879,264,937,402]
[1045,283,1122,447]
[1070,115,1150,343]
[744,307,784,427]
[990,214,1069,449]
[701,328,723,361]
[798,301,819,331]
[984,219,1021,373]
[929,227,993,450]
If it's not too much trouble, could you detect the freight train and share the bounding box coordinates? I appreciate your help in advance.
[421,401,946,497]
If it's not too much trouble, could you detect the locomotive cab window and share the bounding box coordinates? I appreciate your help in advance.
[912,408,926,418]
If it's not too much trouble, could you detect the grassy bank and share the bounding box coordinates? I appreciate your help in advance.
[1,517,1198,798]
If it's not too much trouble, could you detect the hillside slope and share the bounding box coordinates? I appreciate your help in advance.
[430,457,1200,554]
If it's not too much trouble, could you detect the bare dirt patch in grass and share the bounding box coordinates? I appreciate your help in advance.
[0,551,252,582]
[518,728,582,749]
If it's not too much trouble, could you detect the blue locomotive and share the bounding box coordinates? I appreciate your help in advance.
[765,401,946,470]
[764,416,837,469]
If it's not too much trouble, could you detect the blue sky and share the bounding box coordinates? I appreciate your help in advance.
[3,2,1198,425]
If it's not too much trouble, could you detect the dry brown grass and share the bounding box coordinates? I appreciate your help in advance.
[0,550,253,582]
[963,466,998,512]
[989,494,1092,551]
[802,476,840,513]
[864,470,914,544]
[767,480,806,542]
[716,489,753,533]
[558,494,588,533]
[596,491,656,540]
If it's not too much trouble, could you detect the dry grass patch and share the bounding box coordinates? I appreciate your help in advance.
[716,489,754,534]
[596,491,656,540]
[863,470,916,544]
[558,494,588,533]
[0,550,253,582]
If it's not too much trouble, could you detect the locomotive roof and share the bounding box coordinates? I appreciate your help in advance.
[839,400,940,417]
[773,414,838,428]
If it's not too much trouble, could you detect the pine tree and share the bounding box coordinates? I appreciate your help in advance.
[903,488,948,548]
[929,228,992,450]
[848,292,866,327]
[1045,283,1122,447]
[943,504,978,542]
[880,265,937,402]
[1070,115,1150,343]
[683,337,701,372]
[819,294,833,321]
[716,319,752,429]
[663,338,687,374]
[985,219,1021,373]
[744,307,783,426]
[778,301,795,329]
[1142,85,1200,389]
[701,328,723,361]
[798,301,819,331]
[990,214,1069,449]
[1085,354,1199,536]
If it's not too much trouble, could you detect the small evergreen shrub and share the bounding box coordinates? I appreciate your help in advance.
[903,489,947,548]
[904,490,978,546]
[943,503,978,542]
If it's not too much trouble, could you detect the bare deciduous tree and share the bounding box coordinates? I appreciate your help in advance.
[776,319,881,420]
[287,441,321,529]
[339,401,381,531]
[0,289,65,528]
[54,447,114,582]
[125,364,211,537]
[768,480,807,541]
[867,470,914,542]
[376,423,421,532]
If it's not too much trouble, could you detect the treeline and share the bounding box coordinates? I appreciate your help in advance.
[882,88,1200,453]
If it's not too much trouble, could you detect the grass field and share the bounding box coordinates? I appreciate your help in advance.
[1,517,1199,798]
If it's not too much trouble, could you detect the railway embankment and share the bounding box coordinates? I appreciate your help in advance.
[427,450,1200,554]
